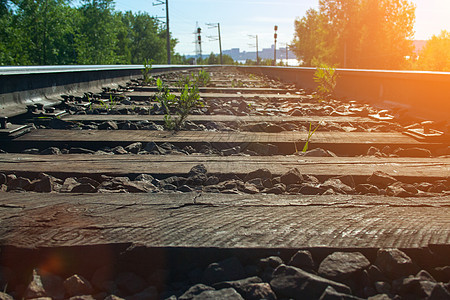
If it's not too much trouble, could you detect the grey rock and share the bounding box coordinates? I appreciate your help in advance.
[375,249,420,279]
[288,250,315,271]
[202,257,246,285]
[429,283,450,300]
[160,183,177,191]
[356,184,381,195]
[318,252,370,283]
[241,283,277,300]
[64,275,94,297]
[265,124,285,133]
[332,175,356,189]
[394,147,432,158]
[245,168,272,182]
[23,148,40,154]
[367,146,381,156]
[204,176,220,186]
[263,183,285,194]
[24,269,65,300]
[49,118,77,130]
[194,288,244,300]
[213,276,262,294]
[221,146,241,156]
[186,164,208,186]
[143,142,158,153]
[71,183,97,193]
[321,178,354,194]
[381,146,392,155]
[33,173,60,193]
[300,148,336,157]
[125,142,142,154]
[115,272,146,295]
[112,146,128,155]
[98,121,118,130]
[280,168,303,185]
[270,264,351,299]
[415,270,436,282]
[0,292,13,300]
[247,143,278,156]
[240,183,260,194]
[367,295,392,300]
[78,177,100,188]
[7,177,32,191]
[299,183,326,195]
[386,183,413,197]
[104,296,125,300]
[68,295,96,300]
[367,171,397,188]
[126,286,158,300]
[246,178,264,190]
[179,284,214,300]
[60,178,80,193]
[319,286,363,299]
[178,185,194,192]
[290,109,304,116]
[69,148,95,154]
[40,147,61,155]
[0,173,6,185]
[394,276,437,298]
[374,281,391,294]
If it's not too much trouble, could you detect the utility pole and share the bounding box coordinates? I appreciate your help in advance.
[194,23,202,64]
[248,34,259,65]
[153,0,170,64]
[284,43,289,66]
[207,23,223,64]
[273,25,278,66]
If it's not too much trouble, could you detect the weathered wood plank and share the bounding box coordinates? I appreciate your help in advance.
[1,154,448,178]
[1,193,449,248]
[62,114,374,124]
[14,130,425,145]
[125,91,305,100]
[133,86,295,94]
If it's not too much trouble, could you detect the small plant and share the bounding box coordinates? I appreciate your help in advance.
[294,122,320,153]
[155,77,203,131]
[313,64,337,101]
[142,58,155,84]
[231,78,244,88]
[195,69,210,86]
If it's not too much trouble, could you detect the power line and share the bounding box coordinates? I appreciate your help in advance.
[248,34,259,64]
[153,0,170,64]
[206,23,223,64]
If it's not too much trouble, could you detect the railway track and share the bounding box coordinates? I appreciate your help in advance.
[0,66,449,300]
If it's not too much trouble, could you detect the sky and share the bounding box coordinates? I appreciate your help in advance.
[111,0,450,56]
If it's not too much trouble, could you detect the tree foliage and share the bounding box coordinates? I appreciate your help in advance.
[292,0,416,69]
[0,0,182,65]
[413,30,450,72]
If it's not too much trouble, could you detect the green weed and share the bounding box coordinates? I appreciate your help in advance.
[195,69,211,86]
[294,122,320,153]
[313,64,337,101]
[156,77,203,131]
[142,58,155,84]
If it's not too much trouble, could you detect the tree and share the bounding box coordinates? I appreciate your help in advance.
[1,0,75,65]
[74,0,120,64]
[413,31,450,72]
[291,8,331,66]
[0,0,182,66]
[292,0,416,69]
